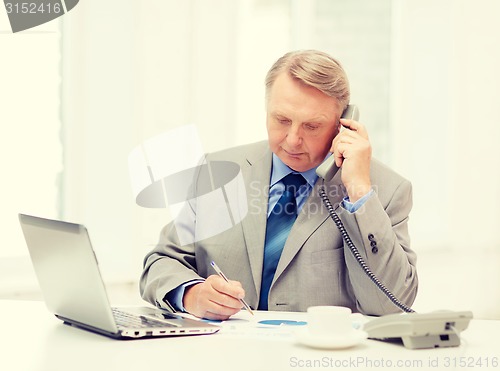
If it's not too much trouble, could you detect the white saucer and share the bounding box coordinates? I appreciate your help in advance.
[296,328,368,349]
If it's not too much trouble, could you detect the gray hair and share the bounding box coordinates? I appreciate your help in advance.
[265,50,350,110]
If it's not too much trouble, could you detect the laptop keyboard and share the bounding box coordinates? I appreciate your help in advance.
[112,308,176,329]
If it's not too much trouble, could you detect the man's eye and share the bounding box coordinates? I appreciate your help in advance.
[277,118,291,125]
[305,124,319,130]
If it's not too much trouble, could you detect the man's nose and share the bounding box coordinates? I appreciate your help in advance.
[286,125,302,147]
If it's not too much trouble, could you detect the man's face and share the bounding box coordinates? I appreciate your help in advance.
[266,73,342,172]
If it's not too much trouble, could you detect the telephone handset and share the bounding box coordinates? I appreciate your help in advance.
[315,104,472,349]
[316,104,360,181]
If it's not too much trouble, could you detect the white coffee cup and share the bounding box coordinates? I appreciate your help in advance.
[307,306,353,337]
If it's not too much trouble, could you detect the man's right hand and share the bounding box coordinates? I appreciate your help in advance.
[183,275,246,320]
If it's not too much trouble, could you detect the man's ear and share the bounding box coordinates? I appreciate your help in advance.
[333,120,341,137]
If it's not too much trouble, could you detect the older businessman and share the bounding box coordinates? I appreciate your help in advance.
[140,50,418,320]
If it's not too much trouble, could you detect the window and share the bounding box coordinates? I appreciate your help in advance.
[0,16,62,257]
[0,12,62,294]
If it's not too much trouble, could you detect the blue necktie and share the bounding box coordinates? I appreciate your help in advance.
[258,173,306,310]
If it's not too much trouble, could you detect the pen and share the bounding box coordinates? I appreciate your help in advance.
[210,261,254,315]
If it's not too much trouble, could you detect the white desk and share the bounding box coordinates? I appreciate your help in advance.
[2,300,499,371]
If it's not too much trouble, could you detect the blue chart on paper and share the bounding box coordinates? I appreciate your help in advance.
[258,320,307,326]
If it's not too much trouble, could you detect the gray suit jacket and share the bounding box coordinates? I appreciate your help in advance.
[140,141,418,315]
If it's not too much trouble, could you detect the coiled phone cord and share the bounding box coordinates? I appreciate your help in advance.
[319,184,415,313]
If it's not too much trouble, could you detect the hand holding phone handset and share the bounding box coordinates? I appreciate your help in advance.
[316,105,359,181]
[315,105,472,349]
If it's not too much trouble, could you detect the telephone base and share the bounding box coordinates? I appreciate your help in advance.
[370,333,461,349]
[401,333,460,349]
[363,311,473,349]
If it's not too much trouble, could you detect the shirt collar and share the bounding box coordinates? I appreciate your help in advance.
[270,154,319,188]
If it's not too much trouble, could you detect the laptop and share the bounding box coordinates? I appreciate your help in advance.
[18,213,219,339]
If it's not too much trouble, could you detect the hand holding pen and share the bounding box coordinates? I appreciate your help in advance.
[182,261,253,320]
[210,261,254,315]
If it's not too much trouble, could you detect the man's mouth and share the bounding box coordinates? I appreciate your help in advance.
[283,148,304,157]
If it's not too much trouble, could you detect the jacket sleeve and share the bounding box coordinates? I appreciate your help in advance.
[337,179,418,315]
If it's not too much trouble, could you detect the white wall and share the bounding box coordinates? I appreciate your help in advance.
[391,0,500,252]
[390,0,500,318]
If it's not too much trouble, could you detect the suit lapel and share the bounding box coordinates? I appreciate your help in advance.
[240,145,272,295]
[274,170,345,281]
